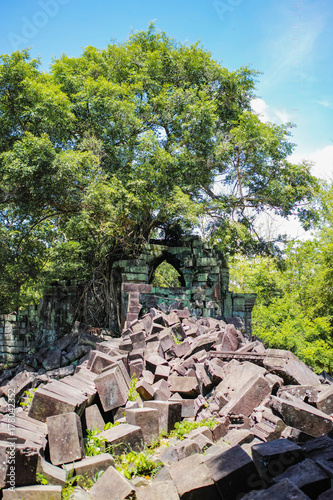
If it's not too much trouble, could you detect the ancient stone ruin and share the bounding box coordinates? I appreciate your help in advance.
[1,304,333,498]
[0,237,256,367]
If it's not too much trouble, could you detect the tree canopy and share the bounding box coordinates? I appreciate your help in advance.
[0,23,319,313]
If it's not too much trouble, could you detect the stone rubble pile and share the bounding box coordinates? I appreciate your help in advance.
[1,306,333,499]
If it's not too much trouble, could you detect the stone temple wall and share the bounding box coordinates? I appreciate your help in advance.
[116,237,256,335]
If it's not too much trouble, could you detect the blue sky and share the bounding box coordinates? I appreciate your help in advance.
[1,0,332,236]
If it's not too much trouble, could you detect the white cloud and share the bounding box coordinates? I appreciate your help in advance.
[290,145,333,180]
[316,99,332,108]
[251,98,291,125]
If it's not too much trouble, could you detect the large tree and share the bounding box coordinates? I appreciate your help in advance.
[0,23,318,317]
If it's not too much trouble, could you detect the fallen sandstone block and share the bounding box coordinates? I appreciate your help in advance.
[316,385,333,415]
[272,458,330,499]
[136,480,180,500]
[37,456,67,486]
[264,349,319,386]
[270,395,333,437]
[47,412,85,466]
[241,478,311,499]
[2,485,62,499]
[95,365,128,412]
[169,376,199,398]
[85,404,105,432]
[0,441,39,488]
[220,374,271,418]
[204,444,261,499]
[252,438,305,486]
[99,423,144,455]
[136,379,154,401]
[143,400,182,433]
[89,465,136,500]
[65,453,115,487]
[28,387,78,422]
[169,453,220,499]
[125,407,159,446]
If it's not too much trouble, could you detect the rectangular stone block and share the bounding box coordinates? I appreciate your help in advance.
[143,401,182,433]
[204,445,260,499]
[169,453,220,500]
[271,395,333,437]
[89,351,119,374]
[264,349,319,386]
[136,480,179,500]
[252,438,305,486]
[126,408,159,446]
[90,465,136,500]
[273,458,330,499]
[37,456,67,486]
[169,376,199,398]
[316,385,333,415]
[220,374,271,418]
[28,388,77,422]
[47,412,85,466]
[0,442,39,489]
[99,424,144,455]
[69,453,115,487]
[85,404,105,432]
[2,485,62,499]
[95,365,128,412]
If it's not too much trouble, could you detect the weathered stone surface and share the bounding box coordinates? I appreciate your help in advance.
[28,387,77,422]
[0,370,34,402]
[264,349,319,386]
[273,458,330,499]
[252,407,286,442]
[220,374,271,418]
[42,349,62,371]
[47,412,84,466]
[146,354,168,373]
[159,439,201,464]
[126,407,159,446]
[277,385,319,404]
[152,378,172,400]
[271,395,333,437]
[68,454,115,487]
[169,376,199,397]
[215,361,266,401]
[211,418,230,441]
[143,400,182,433]
[69,487,92,500]
[170,398,195,418]
[95,365,128,412]
[204,444,260,499]
[241,478,311,499]
[99,424,144,455]
[85,404,105,432]
[302,435,333,460]
[136,379,154,400]
[89,351,118,374]
[169,453,220,500]
[89,465,136,500]
[205,358,225,385]
[316,385,333,415]
[154,364,171,382]
[136,480,180,500]
[222,428,255,447]
[37,456,67,486]
[2,485,62,499]
[0,442,39,488]
[252,438,305,486]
